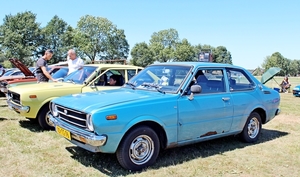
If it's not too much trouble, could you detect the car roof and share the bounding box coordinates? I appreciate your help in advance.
[83,64,144,69]
[150,62,244,69]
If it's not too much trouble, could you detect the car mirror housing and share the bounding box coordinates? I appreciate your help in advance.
[191,85,201,93]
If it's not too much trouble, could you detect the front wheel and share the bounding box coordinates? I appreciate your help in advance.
[116,126,160,171]
[239,112,262,143]
[37,104,54,130]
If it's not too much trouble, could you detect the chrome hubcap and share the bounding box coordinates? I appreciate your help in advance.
[129,135,154,165]
[46,111,54,127]
[248,117,259,138]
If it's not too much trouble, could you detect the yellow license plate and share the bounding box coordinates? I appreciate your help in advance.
[56,126,71,140]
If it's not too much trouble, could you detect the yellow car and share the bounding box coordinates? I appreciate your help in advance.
[7,64,143,130]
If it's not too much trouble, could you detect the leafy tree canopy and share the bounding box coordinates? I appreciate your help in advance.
[0,11,41,66]
[74,15,129,63]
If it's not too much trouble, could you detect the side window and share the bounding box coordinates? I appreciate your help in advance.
[194,69,225,93]
[94,70,124,86]
[127,69,138,81]
[226,69,254,91]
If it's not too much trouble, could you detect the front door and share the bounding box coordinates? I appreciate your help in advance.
[177,68,234,142]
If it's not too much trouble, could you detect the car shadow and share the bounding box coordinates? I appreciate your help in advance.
[18,119,44,132]
[0,117,19,121]
[64,128,288,176]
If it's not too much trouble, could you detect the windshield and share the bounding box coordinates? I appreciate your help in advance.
[127,65,192,93]
[52,68,68,79]
[3,69,14,76]
[63,66,97,84]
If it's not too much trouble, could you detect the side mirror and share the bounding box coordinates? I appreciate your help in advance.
[189,85,201,101]
[191,85,201,93]
[90,81,96,89]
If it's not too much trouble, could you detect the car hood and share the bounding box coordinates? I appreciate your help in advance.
[9,58,34,77]
[53,88,174,113]
[8,82,82,93]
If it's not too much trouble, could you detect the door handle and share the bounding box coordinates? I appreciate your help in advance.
[222,97,230,101]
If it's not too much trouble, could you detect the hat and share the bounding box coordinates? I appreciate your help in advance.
[45,49,54,54]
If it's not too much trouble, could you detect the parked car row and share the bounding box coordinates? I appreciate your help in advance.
[4,61,281,171]
[0,58,67,95]
[7,63,143,129]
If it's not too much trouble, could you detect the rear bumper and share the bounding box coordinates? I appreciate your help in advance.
[275,108,280,116]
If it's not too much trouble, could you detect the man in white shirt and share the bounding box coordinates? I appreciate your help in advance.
[67,49,84,75]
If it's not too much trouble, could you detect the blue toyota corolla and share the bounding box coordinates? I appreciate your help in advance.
[49,62,280,171]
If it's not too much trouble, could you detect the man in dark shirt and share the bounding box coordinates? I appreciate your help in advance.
[36,49,57,83]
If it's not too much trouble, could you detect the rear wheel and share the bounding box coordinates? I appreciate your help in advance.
[37,104,54,130]
[239,112,262,143]
[116,126,160,171]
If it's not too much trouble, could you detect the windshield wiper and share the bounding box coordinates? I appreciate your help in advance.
[141,83,165,94]
[126,82,136,89]
[66,79,76,84]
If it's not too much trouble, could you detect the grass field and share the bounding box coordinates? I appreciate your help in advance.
[0,77,300,177]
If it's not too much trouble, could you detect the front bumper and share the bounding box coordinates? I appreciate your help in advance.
[50,114,107,152]
[293,89,300,97]
[7,98,30,114]
[0,87,7,94]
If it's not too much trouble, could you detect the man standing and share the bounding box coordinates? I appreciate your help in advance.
[67,49,84,75]
[36,49,57,83]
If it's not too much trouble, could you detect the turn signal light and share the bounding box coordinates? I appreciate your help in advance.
[29,95,37,99]
[106,114,117,120]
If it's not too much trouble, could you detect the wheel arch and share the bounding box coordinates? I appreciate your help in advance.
[36,97,58,118]
[252,107,266,124]
[118,121,168,150]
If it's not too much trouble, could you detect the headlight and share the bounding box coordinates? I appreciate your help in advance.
[86,114,94,131]
[51,102,58,117]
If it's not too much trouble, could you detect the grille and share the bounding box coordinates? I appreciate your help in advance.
[56,104,87,129]
[7,90,20,104]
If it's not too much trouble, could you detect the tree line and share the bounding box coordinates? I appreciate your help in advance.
[259,52,300,76]
[0,11,232,67]
[0,11,298,76]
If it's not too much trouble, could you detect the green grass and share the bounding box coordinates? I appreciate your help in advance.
[1,79,300,176]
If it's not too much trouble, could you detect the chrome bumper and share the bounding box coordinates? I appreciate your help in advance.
[7,98,30,114]
[50,114,107,147]
[0,87,7,93]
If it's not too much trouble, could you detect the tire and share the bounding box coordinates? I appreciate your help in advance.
[37,104,54,130]
[239,112,262,143]
[116,126,160,171]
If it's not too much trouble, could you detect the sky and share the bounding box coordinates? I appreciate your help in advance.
[0,0,299,69]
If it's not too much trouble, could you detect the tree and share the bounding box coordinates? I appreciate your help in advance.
[149,28,179,62]
[262,52,287,76]
[130,42,154,67]
[289,59,299,76]
[174,39,195,61]
[0,11,41,65]
[40,15,71,63]
[212,46,232,64]
[74,15,129,63]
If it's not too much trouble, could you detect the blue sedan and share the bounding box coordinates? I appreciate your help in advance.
[49,62,280,171]
[293,85,300,97]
